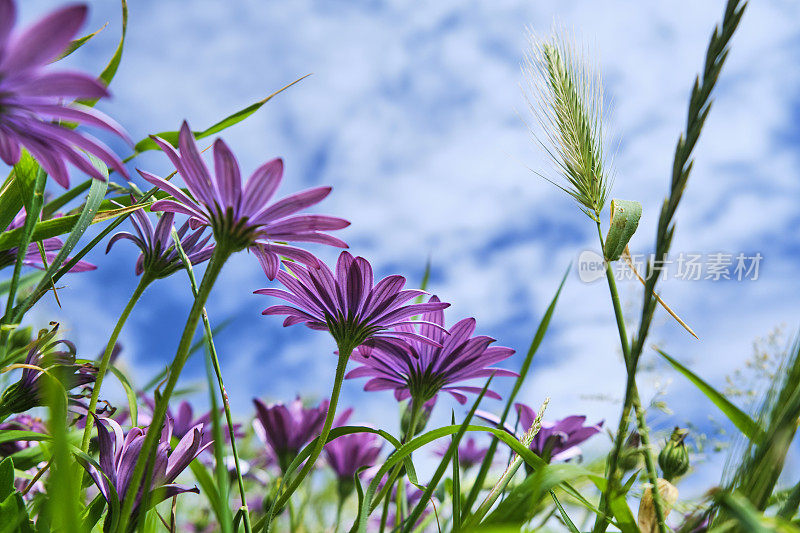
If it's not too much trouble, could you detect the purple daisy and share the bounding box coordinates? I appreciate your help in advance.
[346,295,516,405]
[106,201,214,279]
[0,0,129,187]
[256,251,450,355]
[0,327,96,418]
[434,437,488,471]
[1,208,96,272]
[477,403,603,463]
[252,397,352,473]
[138,122,348,277]
[324,430,383,482]
[134,396,242,448]
[80,417,211,518]
[0,414,46,456]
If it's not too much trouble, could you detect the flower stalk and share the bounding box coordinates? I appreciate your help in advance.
[170,227,252,533]
[80,274,151,452]
[265,343,353,530]
[116,245,231,532]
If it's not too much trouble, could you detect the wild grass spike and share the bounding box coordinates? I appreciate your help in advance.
[523,28,611,222]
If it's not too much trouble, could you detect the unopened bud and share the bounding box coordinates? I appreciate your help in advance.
[658,427,690,482]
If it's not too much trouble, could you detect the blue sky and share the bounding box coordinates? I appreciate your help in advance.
[15,0,800,496]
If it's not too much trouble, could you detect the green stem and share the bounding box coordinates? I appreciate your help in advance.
[116,247,230,532]
[378,400,423,531]
[593,222,667,533]
[170,228,251,533]
[80,275,151,452]
[1,167,47,352]
[266,345,352,531]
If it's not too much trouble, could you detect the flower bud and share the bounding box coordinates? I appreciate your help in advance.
[658,427,690,482]
[637,478,679,533]
[619,431,642,472]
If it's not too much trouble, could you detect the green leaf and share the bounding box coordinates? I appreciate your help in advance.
[0,430,51,446]
[0,490,34,533]
[0,457,14,501]
[131,74,311,153]
[483,463,600,526]
[77,0,127,106]
[52,23,107,62]
[603,199,642,261]
[80,494,108,532]
[403,383,492,533]
[608,491,639,533]
[190,459,224,523]
[0,153,38,234]
[10,158,109,324]
[0,202,145,252]
[105,363,138,429]
[0,271,43,297]
[452,412,462,532]
[550,490,581,533]
[462,264,570,519]
[656,348,764,442]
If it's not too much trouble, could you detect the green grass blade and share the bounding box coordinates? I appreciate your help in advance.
[9,159,109,326]
[451,412,462,533]
[77,0,127,106]
[403,387,491,533]
[655,348,763,441]
[550,490,581,533]
[132,74,310,154]
[462,264,569,518]
[53,23,107,62]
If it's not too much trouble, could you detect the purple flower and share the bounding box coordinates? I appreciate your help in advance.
[256,251,450,355]
[325,431,383,481]
[0,414,46,456]
[346,295,516,406]
[0,208,96,272]
[0,0,129,187]
[138,122,348,276]
[434,437,488,470]
[106,203,214,279]
[477,403,603,462]
[0,326,96,418]
[80,417,211,518]
[252,397,352,473]
[136,397,243,448]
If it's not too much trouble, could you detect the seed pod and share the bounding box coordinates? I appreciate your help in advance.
[658,427,690,482]
[638,478,679,533]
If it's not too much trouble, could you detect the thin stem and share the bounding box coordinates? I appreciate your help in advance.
[378,399,423,532]
[170,228,251,533]
[593,222,667,533]
[266,346,352,530]
[80,275,151,452]
[117,247,230,532]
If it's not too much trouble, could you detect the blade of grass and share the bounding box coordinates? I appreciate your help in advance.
[131,75,311,154]
[655,347,762,441]
[461,264,569,519]
[402,382,493,533]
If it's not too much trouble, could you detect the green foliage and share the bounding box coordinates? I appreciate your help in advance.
[131,75,311,154]
[717,336,800,524]
[656,348,763,442]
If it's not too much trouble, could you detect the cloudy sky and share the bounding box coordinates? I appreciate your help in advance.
[16,0,800,494]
